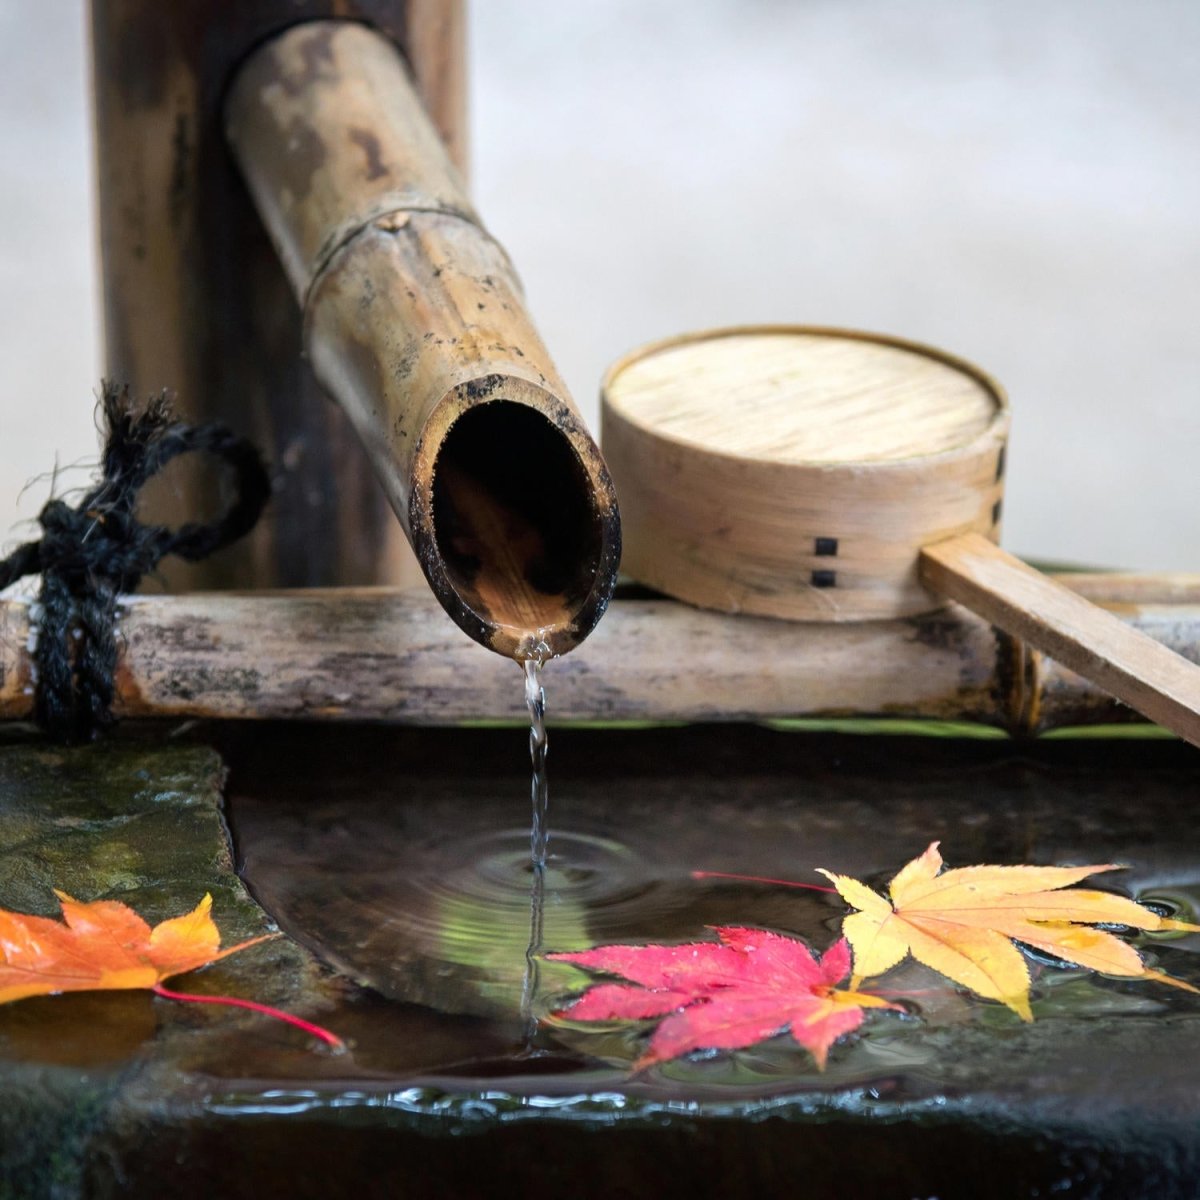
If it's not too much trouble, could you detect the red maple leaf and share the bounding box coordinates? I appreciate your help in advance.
[547,928,895,1070]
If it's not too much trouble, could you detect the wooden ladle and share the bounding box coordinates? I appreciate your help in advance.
[601,326,1200,747]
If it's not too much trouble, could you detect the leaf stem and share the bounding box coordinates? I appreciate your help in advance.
[863,986,947,999]
[151,983,344,1051]
[690,869,839,895]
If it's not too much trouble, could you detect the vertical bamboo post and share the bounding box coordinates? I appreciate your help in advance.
[90,1,465,590]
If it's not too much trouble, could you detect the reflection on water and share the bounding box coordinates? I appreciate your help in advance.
[225,726,1200,1110]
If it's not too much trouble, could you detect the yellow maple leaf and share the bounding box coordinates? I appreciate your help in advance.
[817,842,1200,1020]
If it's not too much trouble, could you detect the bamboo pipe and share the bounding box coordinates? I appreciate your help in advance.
[1,577,1196,731]
[225,21,620,659]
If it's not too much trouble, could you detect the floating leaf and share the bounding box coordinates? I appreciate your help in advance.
[0,892,340,1048]
[549,928,894,1069]
[818,841,1200,1020]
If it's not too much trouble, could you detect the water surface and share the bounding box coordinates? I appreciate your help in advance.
[226,726,1200,1109]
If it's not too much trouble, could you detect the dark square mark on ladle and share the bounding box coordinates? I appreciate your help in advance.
[811,569,837,588]
[815,537,838,557]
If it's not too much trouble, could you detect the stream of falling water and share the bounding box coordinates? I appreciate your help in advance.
[519,651,549,1049]
[525,655,550,870]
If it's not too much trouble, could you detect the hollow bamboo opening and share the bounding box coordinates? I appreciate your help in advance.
[431,402,606,655]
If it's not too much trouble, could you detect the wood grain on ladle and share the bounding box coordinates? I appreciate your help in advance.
[610,330,998,464]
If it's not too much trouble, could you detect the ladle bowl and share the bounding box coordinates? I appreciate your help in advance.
[602,325,1008,622]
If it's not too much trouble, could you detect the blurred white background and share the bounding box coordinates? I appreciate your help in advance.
[1,0,1197,570]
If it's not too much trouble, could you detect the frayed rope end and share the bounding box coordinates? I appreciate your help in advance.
[0,382,270,742]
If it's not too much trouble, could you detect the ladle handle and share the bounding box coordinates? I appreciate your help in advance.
[920,532,1200,748]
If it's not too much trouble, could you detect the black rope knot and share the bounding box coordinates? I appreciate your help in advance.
[0,382,270,741]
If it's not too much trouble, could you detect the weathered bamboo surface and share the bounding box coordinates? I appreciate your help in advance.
[1,577,1196,730]
[226,20,620,659]
[91,0,465,590]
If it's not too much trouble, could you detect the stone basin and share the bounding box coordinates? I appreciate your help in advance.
[0,723,1198,1198]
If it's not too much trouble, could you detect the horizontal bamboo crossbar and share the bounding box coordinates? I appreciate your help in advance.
[1,577,1197,732]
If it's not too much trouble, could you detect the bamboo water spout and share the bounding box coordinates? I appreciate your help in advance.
[225,21,620,658]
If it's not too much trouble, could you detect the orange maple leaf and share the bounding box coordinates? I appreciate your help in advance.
[0,892,341,1049]
[818,841,1200,1020]
[0,892,269,1005]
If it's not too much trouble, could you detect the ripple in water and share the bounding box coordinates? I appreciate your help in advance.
[456,829,647,906]
[224,726,1200,1100]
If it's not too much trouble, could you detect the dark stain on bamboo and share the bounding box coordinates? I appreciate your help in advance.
[276,22,338,96]
[991,627,1027,733]
[349,127,390,181]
